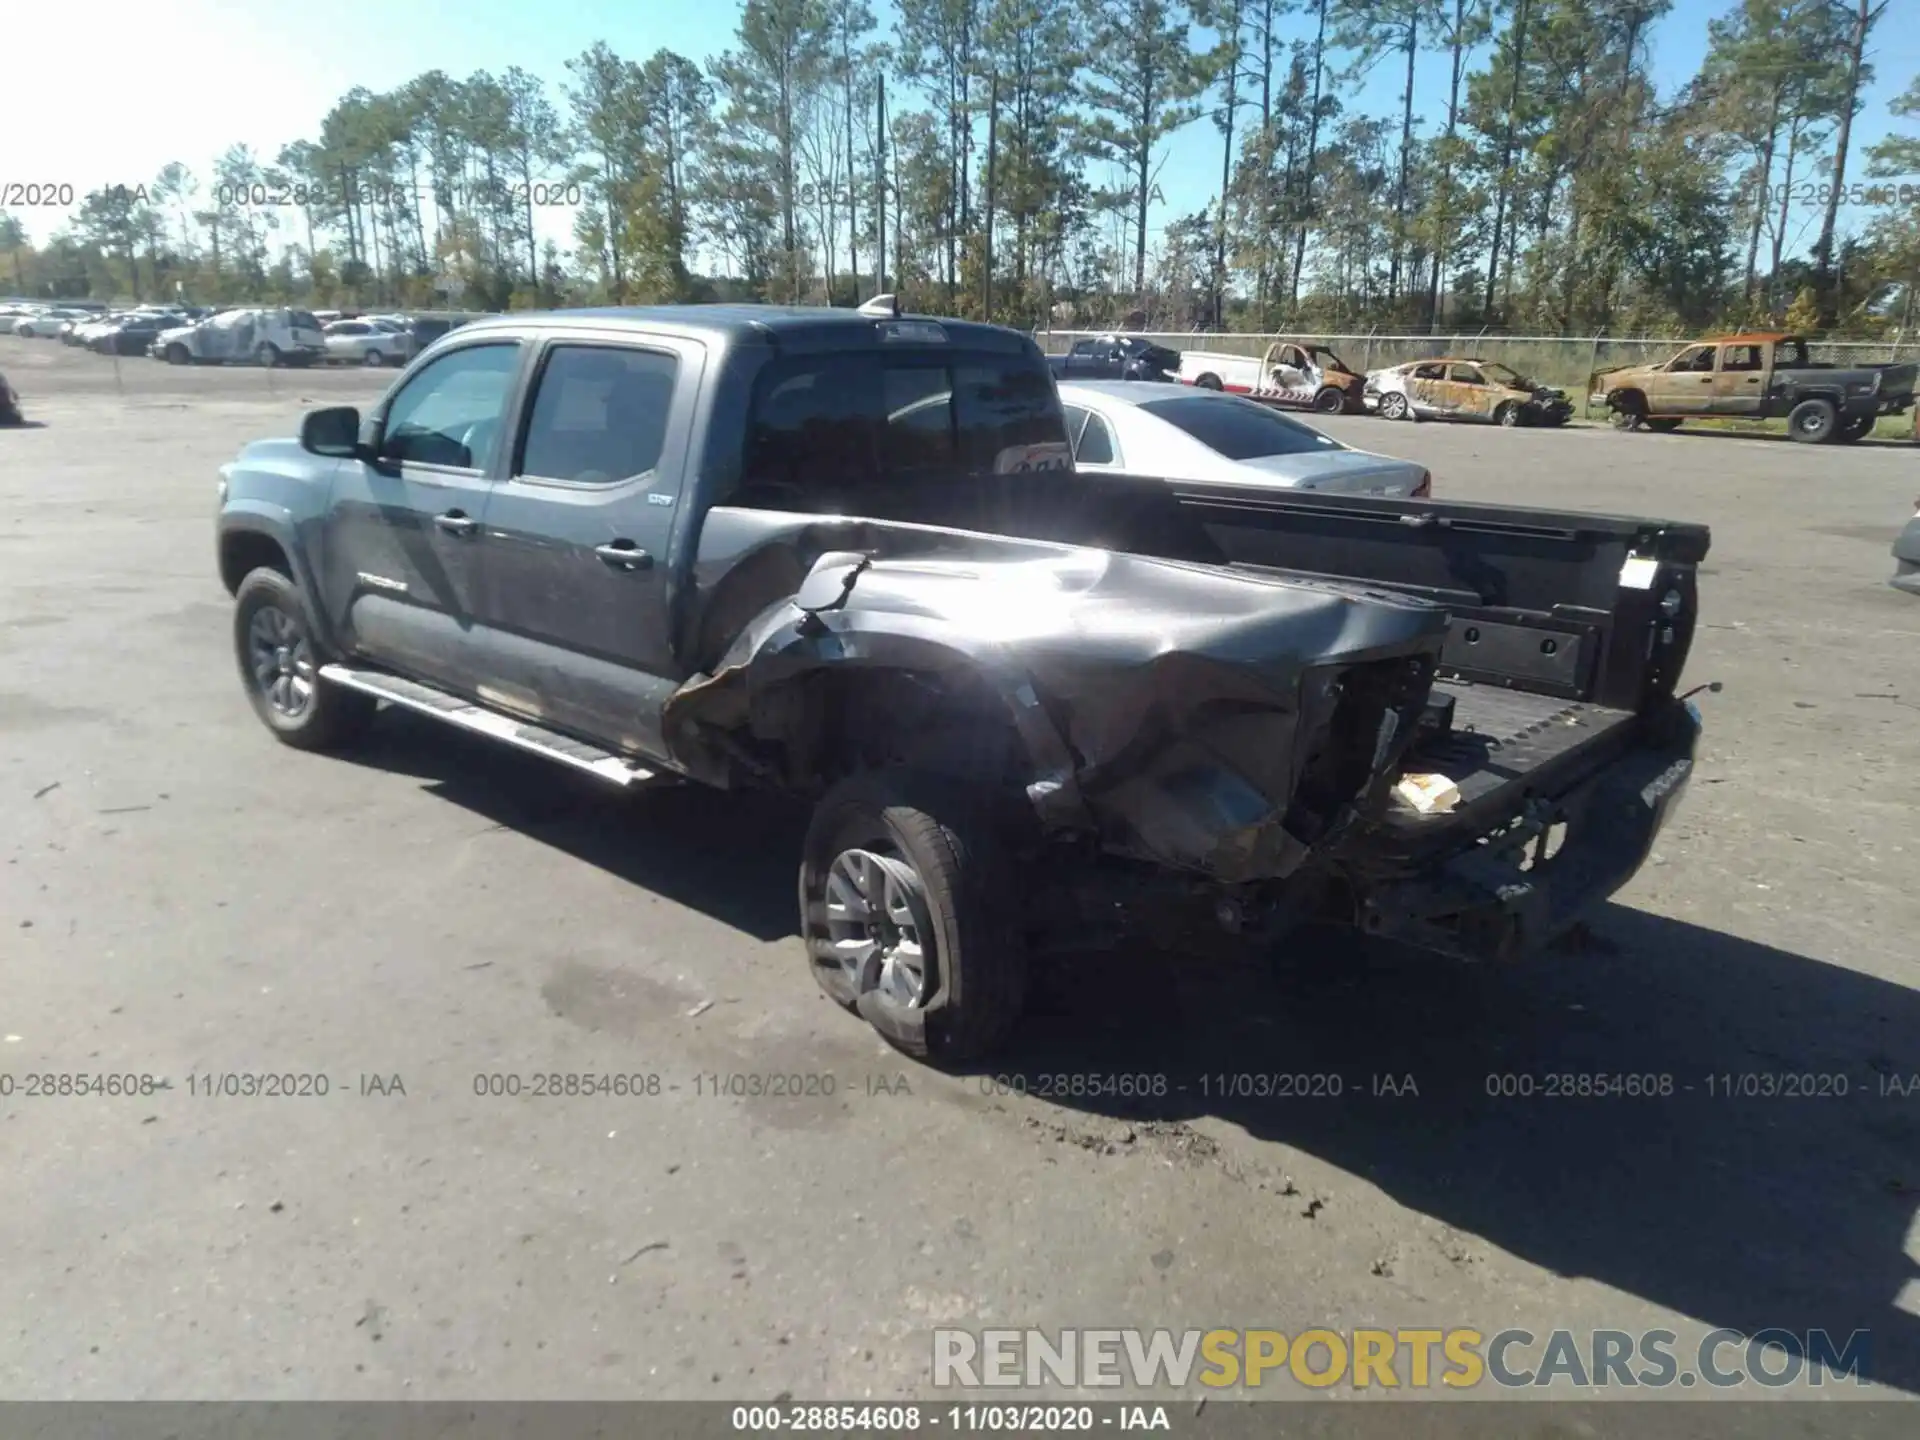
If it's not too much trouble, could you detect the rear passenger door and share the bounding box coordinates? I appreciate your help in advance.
[466,333,706,760]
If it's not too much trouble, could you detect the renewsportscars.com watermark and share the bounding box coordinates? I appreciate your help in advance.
[932,1327,1871,1391]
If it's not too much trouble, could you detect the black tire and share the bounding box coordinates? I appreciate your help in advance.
[232,567,374,751]
[256,342,281,368]
[362,348,384,367]
[799,769,1026,1064]
[165,343,190,365]
[1311,386,1345,414]
[1787,397,1836,443]
[1494,400,1523,427]
[1835,414,1873,443]
[1193,372,1223,391]
[1608,391,1647,430]
[1645,418,1682,433]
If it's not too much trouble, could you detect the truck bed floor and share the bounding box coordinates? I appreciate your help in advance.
[1400,682,1637,814]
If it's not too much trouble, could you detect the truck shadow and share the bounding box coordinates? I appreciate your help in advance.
[344,709,1918,1394]
[1010,910,1920,1396]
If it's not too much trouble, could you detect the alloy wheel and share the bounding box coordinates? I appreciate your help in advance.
[822,847,935,1008]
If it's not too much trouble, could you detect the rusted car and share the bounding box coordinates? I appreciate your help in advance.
[1364,358,1574,427]
[1179,340,1369,414]
[1590,333,1917,443]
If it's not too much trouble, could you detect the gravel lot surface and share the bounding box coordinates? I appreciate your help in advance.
[2,337,1916,1422]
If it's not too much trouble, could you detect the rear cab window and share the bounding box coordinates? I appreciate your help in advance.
[734,347,1068,512]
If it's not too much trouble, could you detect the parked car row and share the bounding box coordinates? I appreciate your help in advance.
[1074,330,1917,442]
[3,302,481,369]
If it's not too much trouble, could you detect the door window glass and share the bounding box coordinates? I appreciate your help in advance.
[1076,412,1117,465]
[380,342,520,469]
[517,344,679,485]
[1449,364,1487,385]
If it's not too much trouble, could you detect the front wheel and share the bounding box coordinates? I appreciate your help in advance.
[1378,391,1410,421]
[1193,373,1223,391]
[362,348,385,367]
[1645,418,1683,433]
[232,568,374,751]
[1495,400,1523,428]
[1788,397,1837,443]
[255,342,281,368]
[800,769,1027,1064]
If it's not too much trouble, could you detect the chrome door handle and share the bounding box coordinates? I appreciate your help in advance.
[434,511,478,536]
[595,543,653,571]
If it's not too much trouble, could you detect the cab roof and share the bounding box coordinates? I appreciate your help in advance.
[1703,332,1796,344]
[454,304,1029,355]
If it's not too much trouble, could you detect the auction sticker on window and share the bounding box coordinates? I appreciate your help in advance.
[994,443,1073,474]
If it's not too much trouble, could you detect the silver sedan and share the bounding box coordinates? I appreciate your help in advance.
[322,319,413,367]
[1057,380,1431,496]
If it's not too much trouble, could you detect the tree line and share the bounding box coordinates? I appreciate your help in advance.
[2,0,1916,337]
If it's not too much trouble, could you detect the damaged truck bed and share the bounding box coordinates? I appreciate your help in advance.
[216,301,1709,1062]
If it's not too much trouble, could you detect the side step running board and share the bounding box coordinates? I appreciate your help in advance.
[318,663,661,788]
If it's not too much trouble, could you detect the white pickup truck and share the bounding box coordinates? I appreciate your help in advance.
[1176,339,1369,415]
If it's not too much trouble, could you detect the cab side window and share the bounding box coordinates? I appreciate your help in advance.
[516,344,679,485]
[1412,362,1446,381]
[1449,364,1487,385]
[380,342,520,470]
[1670,345,1715,372]
[1075,411,1117,465]
[1721,344,1763,372]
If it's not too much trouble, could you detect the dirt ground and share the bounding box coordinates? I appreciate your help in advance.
[2,336,1917,1425]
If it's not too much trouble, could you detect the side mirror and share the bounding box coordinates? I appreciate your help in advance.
[300,405,363,458]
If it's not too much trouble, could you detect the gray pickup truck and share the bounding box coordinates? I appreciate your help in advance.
[215,302,1710,1062]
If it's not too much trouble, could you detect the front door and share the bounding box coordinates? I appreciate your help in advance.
[1407,362,1448,415]
[315,339,524,691]
[1447,363,1493,419]
[1648,344,1718,414]
[1710,341,1767,414]
[467,334,705,760]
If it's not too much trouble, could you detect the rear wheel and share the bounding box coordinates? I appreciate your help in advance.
[255,342,281,368]
[1312,386,1346,414]
[1645,418,1683,433]
[362,348,385,367]
[800,769,1026,1064]
[1788,397,1837,444]
[1193,372,1223,391]
[1378,391,1410,421]
[165,343,190,365]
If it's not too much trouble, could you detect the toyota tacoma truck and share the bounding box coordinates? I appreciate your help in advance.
[215,300,1710,1063]
[1591,332,1916,442]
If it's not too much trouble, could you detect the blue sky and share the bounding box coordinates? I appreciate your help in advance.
[3,0,1916,262]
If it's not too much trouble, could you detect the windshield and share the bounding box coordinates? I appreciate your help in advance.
[1138,395,1345,459]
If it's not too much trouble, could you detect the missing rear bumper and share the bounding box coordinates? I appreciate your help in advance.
[1354,701,1700,962]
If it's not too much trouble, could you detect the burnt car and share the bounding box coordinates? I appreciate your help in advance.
[1366,358,1575,426]
[1591,333,1917,443]
[1178,340,1370,414]
[216,300,1707,1063]
[1047,333,1180,383]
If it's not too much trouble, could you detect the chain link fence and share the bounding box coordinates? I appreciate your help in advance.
[1036,329,1920,398]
